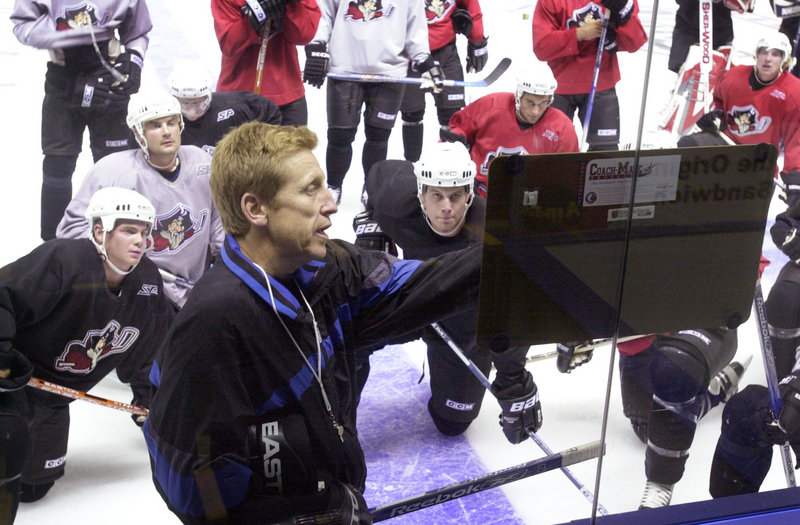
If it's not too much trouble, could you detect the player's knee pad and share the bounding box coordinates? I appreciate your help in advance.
[401,109,424,125]
[427,398,472,436]
[619,349,653,443]
[720,385,776,449]
[19,480,54,503]
[327,127,357,147]
[364,124,391,144]
[42,154,78,186]
[677,131,727,148]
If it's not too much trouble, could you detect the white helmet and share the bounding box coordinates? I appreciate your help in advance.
[414,141,476,196]
[86,187,156,276]
[515,61,558,110]
[126,90,184,154]
[168,61,213,120]
[755,32,795,71]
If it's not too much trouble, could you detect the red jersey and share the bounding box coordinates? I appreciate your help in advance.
[449,92,580,194]
[422,0,485,51]
[532,0,647,95]
[211,0,320,106]
[714,65,800,173]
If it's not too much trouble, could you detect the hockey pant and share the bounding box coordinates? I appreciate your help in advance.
[41,62,132,240]
[551,89,620,151]
[325,79,405,189]
[630,329,737,485]
[710,264,800,496]
[400,41,466,162]
[277,96,309,127]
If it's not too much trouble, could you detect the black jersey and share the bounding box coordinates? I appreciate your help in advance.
[0,239,173,404]
[181,91,283,155]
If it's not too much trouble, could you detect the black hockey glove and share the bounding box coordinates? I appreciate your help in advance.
[555,342,594,373]
[466,38,489,73]
[492,370,542,444]
[779,171,800,219]
[779,228,800,263]
[241,0,288,33]
[440,129,469,147]
[352,210,398,256]
[696,109,726,133]
[451,7,473,36]
[112,50,143,96]
[779,373,800,437]
[303,42,330,89]
[0,348,33,393]
[603,25,618,54]
[413,55,446,92]
[601,0,634,26]
[72,71,127,115]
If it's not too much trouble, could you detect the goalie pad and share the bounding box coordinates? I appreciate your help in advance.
[658,45,732,137]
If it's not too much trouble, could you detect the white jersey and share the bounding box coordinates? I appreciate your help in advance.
[313,0,430,77]
[56,146,224,307]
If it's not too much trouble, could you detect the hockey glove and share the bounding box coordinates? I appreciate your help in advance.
[724,0,754,14]
[779,171,800,219]
[601,0,634,26]
[303,42,330,89]
[779,373,800,437]
[451,8,473,36]
[0,349,33,393]
[696,109,726,133]
[413,55,446,93]
[780,228,800,263]
[466,38,489,73]
[72,71,127,115]
[112,50,143,96]
[556,342,594,373]
[603,25,618,54]
[352,210,398,256]
[241,0,287,33]
[440,129,469,147]
[492,370,542,444]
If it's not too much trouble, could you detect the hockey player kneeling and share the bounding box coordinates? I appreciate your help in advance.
[0,188,173,524]
[362,141,542,444]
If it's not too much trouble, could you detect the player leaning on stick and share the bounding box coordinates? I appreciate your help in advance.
[56,90,225,308]
[532,0,646,150]
[303,0,445,204]
[0,188,174,523]
[211,0,320,126]
[361,142,541,442]
[144,123,483,523]
[10,0,151,241]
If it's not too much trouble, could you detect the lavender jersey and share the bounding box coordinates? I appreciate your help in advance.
[11,0,151,57]
[56,146,224,307]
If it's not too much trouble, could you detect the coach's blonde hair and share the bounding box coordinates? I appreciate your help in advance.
[210,123,318,236]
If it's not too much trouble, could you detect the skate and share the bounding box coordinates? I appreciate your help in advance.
[708,355,753,402]
[638,480,674,509]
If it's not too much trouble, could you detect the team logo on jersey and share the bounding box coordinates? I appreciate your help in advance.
[152,204,209,253]
[480,145,529,175]
[566,3,603,29]
[725,105,771,136]
[217,109,235,122]
[56,2,101,31]
[424,0,455,21]
[138,284,159,296]
[55,321,139,374]
[345,0,392,21]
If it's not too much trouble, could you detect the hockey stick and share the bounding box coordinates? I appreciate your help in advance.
[516,335,647,368]
[326,57,511,88]
[370,439,603,522]
[430,322,609,515]
[158,268,196,288]
[253,25,271,93]
[581,10,610,151]
[27,377,149,416]
[752,280,797,487]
